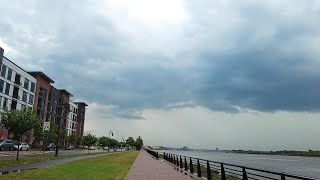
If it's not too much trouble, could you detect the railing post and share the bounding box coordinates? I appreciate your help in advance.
[156,152,159,159]
[163,153,166,160]
[242,167,248,180]
[180,156,183,169]
[174,155,176,165]
[171,154,173,163]
[281,174,286,180]
[184,157,188,171]
[207,161,212,180]
[197,159,201,177]
[177,156,180,167]
[190,158,194,174]
[221,164,226,180]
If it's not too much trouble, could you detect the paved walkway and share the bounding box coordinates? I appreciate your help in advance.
[126,150,192,180]
[0,152,117,175]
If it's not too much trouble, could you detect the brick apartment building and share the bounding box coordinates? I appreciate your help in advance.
[0,46,87,142]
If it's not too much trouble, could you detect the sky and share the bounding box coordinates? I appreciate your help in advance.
[0,0,320,150]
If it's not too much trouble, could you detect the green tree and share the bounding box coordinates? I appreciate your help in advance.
[32,121,44,148]
[98,136,109,150]
[68,134,76,145]
[75,136,83,148]
[126,137,135,149]
[46,123,58,147]
[59,129,67,145]
[109,138,119,150]
[134,136,143,151]
[82,133,97,153]
[1,109,41,160]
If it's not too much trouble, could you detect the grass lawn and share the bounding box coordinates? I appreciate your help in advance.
[0,151,138,180]
[0,151,112,168]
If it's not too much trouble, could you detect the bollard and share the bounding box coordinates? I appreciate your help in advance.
[180,156,183,169]
[281,174,286,180]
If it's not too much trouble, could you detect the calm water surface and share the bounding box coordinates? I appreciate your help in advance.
[159,150,320,179]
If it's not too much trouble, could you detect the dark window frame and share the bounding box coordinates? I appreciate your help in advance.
[4,82,10,95]
[22,91,28,102]
[1,64,7,77]
[0,79,4,93]
[24,78,29,90]
[30,82,35,93]
[6,68,12,81]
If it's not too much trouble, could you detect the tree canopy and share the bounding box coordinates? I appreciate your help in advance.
[126,137,135,148]
[135,136,143,150]
[1,109,40,141]
[82,133,97,147]
[98,136,109,148]
[0,109,41,160]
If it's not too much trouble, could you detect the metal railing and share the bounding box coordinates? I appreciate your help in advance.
[145,149,317,180]
[145,149,159,159]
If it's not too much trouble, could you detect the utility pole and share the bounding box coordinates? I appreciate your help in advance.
[55,103,69,156]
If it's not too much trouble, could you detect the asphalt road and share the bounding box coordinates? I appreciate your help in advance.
[0,149,108,160]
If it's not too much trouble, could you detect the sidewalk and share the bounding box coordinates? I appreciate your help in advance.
[0,152,116,175]
[126,150,192,180]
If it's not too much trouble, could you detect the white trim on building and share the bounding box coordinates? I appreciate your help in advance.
[67,100,78,136]
[0,56,37,113]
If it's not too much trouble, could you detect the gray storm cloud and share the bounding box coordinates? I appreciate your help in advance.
[0,0,320,119]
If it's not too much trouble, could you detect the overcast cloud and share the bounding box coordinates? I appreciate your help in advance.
[1,0,320,150]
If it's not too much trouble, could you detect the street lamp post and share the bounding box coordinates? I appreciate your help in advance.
[120,137,125,151]
[108,129,114,152]
[108,129,113,139]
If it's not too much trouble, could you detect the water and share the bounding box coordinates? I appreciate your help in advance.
[159,150,320,179]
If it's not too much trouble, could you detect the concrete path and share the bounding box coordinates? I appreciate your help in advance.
[0,152,117,175]
[126,150,192,180]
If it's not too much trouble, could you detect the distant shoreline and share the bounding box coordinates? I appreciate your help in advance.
[232,150,320,157]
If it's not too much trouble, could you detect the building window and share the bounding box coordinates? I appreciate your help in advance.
[24,79,29,90]
[0,64,6,77]
[30,82,35,93]
[0,79,4,93]
[5,83,10,95]
[6,68,12,81]
[22,91,27,102]
[29,94,34,105]
[11,100,17,110]
[38,87,47,109]
[2,97,7,109]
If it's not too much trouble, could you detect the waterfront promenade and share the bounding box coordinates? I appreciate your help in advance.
[126,150,192,180]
